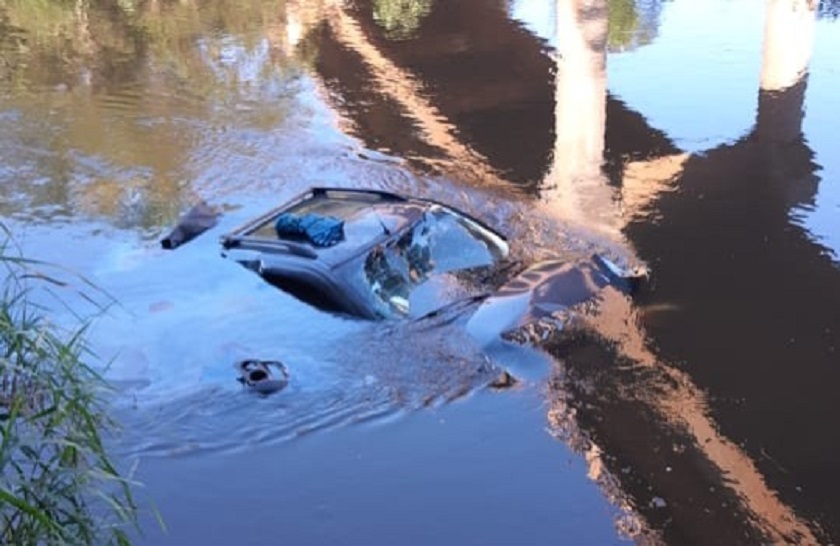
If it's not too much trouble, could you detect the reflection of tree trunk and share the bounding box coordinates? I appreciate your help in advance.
[757,0,817,144]
[755,0,817,210]
[553,0,607,178]
[74,0,94,59]
[760,0,816,92]
[542,0,617,234]
[284,0,328,52]
[323,3,507,188]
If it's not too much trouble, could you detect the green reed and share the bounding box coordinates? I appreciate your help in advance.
[1,228,139,545]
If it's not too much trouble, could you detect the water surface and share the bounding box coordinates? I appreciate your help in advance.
[2,0,839,544]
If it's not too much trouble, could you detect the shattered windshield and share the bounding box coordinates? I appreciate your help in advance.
[356,205,508,318]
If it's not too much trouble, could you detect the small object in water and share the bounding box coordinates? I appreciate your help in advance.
[236,360,289,394]
[488,370,518,390]
[592,253,647,293]
[161,201,220,250]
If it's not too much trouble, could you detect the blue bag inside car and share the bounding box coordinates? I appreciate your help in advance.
[275,213,345,247]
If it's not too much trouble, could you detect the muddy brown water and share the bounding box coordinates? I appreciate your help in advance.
[2,0,839,544]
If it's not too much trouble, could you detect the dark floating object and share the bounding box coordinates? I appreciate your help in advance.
[236,360,290,395]
[161,202,220,250]
[488,370,518,390]
[592,253,647,294]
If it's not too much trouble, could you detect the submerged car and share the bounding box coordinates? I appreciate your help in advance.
[221,187,510,320]
[221,186,641,334]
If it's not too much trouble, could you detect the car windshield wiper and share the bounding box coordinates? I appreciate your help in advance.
[411,292,491,326]
[374,212,391,236]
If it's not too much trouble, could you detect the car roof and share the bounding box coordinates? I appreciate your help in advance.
[221,188,432,269]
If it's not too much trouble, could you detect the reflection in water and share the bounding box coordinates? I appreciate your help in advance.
[319,2,508,189]
[311,0,684,263]
[534,0,828,543]
[316,0,558,188]
[619,0,840,542]
[0,0,311,231]
[606,0,663,51]
[372,0,434,40]
[301,0,832,541]
[761,0,815,94]
[541,0,619,235]
[509,0,665,53]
